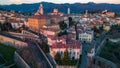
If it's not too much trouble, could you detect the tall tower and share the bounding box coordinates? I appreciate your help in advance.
[39,4,43,15]
[35,4,44,15]
[68,8,70,14]
[85,10,88,15]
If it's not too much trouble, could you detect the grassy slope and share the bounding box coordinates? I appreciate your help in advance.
[0,43,16,65]
[100,42,120,67]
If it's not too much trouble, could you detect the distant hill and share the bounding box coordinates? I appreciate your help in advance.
[0,2,120,14]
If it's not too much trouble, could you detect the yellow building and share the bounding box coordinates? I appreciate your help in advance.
[27,3,63,31]
[27,15,50,31]
[27,15,63,31]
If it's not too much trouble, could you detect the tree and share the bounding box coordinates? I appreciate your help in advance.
[62,49,69,65]
[54,52,62,65]
[92,26,99,33]
[2,22,13,31]
[68,17,72,22]
[75,23,79,40]
[59,21,67,30]
[0,23,2,31]
[39,42,50,54]
[68,17,73,26]
[55,52,61,61]
[1,23,6,31]
[106,38,109,42]
[99,25,103,31]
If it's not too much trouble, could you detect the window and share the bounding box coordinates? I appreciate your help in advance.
[73,52,75,55]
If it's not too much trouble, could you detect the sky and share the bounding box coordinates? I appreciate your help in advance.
[0,0,120,5]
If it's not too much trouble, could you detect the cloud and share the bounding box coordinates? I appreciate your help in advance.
[9,0,23,4]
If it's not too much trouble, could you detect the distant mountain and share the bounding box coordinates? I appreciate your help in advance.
[0,2,120,14]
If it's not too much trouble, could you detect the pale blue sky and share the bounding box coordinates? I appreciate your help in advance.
[0,0,120,5]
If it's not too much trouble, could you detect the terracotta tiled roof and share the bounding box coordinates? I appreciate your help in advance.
[29,15,49,19]
[29,15,62,19]
[51,40,81,49]
[47,35,66,40]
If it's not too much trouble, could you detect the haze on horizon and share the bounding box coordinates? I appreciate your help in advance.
[0,0,120,5]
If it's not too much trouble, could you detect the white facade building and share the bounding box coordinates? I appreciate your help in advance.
[79,31,94,43]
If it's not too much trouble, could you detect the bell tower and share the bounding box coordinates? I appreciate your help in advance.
[68,8,70,14]
[35,4,44,15]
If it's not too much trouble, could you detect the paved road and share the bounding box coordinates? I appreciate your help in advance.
[28,42,52,68]
[80,31,107,68]
[80,43,90,68]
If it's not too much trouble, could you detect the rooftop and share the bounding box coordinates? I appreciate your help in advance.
[51,40,81,49]
[29,15,62,19]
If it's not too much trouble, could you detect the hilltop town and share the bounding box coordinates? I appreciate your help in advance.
[0,3,120,68]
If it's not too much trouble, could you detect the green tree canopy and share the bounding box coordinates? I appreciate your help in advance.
[59,21,67,30]
[54,52,61,61]
[62,49,70,65]
[39,42,50,54]
[2,22,13,31]
[68,17,73,26]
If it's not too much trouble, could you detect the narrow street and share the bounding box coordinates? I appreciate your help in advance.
[80,31,107,68]
[80,43,90,68]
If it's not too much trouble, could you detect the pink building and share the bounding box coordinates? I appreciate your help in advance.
[50,39,82,60]
[40,23,82,60]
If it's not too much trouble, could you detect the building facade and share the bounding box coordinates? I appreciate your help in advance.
[50,40,82,60]
[79,31,94,43]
